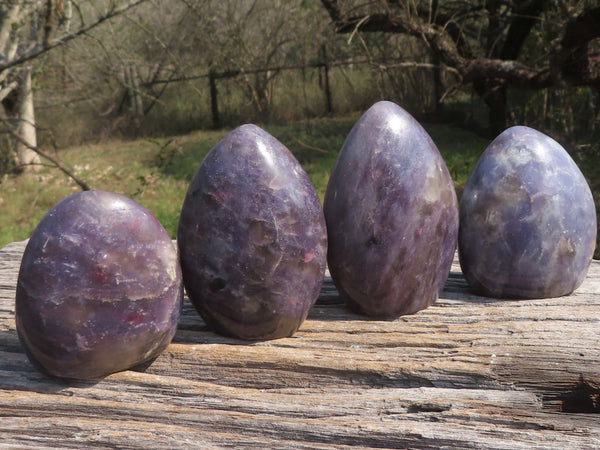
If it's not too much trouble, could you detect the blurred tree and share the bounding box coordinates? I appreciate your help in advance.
[183,0,319,122]
[319,0,600,136]
[71,0,331,131]
[0,0,149,172]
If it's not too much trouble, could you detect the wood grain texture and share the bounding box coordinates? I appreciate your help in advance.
[1,239,599,449]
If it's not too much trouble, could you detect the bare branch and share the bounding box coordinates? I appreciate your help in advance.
[320,0,342,23]
[0,80,18,102]
[0,0,151,74]
[318,1,600,90]
[0,116,91,191]
[292,138,328,154]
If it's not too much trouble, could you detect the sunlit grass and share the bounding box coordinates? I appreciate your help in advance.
[1,114,490,249]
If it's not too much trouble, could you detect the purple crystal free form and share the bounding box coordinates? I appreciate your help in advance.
[323,101,459,319]
[459,126,597,298]
[15,191,183,380]
[177,124,327,340]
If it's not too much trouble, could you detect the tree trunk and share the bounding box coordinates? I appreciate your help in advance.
[209,70,221,129]
[126,66,144,130]
[487,86,509,135]
[321,45,333,115]
[15,66,41,172]
[432,52,444,114]
[473,79,509,136]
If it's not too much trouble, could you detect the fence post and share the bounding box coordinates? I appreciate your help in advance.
[129,66,144,127]
[320,45,333,115]
[432,53,443,114]
[209,69,221,129]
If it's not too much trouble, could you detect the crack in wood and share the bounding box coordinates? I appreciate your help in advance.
[1,240,599,447]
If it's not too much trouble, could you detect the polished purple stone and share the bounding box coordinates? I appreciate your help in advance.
[324,101,459,319]
[459,126,597,298]
[177,124,327,340]
[15,191,183,380]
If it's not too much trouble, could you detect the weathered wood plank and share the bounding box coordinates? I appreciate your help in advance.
[1,240,599,449]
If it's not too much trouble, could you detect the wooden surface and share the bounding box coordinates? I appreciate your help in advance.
[1,239,599,449]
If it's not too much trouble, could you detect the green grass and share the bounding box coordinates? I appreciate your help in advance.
[264,117,359,201]
[5,113,598,259]
[0,114,498,253]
